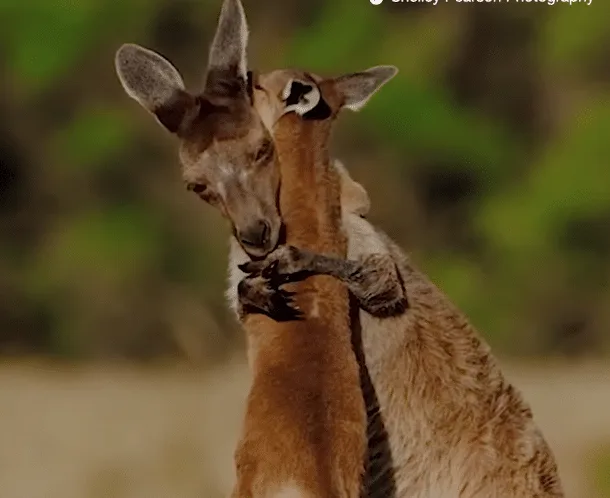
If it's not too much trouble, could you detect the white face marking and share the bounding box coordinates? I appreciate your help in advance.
[215,162,252,200]
[215,161,242,197]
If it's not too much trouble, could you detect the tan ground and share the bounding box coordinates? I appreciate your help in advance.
[0,358,608,498]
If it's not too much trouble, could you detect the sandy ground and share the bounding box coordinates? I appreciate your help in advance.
[0,359,608,498]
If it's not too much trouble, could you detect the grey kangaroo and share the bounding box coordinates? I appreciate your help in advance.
[237,168,564,497]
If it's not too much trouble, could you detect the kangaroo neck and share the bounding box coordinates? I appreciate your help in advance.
[273,113,341,252]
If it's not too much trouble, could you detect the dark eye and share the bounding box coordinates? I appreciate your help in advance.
[187,182,207,195]
[254,140,273,163]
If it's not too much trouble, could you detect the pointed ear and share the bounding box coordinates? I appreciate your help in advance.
[280,79,321,116]
[334,160,370,217]
[207,0,249,82]
[333,65,398,112]
[115,43,198,134]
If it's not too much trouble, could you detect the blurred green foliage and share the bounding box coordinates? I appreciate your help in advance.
[0,0,608,361]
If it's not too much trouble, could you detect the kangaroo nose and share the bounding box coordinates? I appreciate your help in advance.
[238,220,270,249]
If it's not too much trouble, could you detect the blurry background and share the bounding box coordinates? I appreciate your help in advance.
[0,0,609,496]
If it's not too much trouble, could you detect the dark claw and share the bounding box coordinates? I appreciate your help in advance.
[261,259,279,279]
[238,275,304,322]
[272,304,304,322]
[246,297,303,322]
[268,288,304,322]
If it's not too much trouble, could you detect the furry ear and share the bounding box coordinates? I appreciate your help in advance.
[333,65,398,112]
[281,79,321,116]
[334,160,371,217]
[207,0,249,82]
[115,43,197,133]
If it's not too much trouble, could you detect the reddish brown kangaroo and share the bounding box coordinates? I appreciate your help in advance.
[230,68,396,498]
[229,76,369,498]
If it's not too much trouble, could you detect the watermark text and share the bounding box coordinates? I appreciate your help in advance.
[371,0,593,6]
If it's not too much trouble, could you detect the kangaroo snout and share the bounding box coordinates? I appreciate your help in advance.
[237,219,272,256]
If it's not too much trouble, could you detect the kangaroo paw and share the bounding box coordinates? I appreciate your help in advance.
[238,275,304,322]
[239,245,312,284]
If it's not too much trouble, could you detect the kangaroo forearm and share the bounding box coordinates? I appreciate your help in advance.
[298,251,409,318]
[238,245,409,319]
[345,253,408,317]
[305,252,361,281]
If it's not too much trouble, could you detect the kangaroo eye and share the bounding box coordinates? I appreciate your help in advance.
[254,140,273,163]
[187,182,207,194]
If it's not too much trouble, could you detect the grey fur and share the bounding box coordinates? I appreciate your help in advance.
[235,164,565,497]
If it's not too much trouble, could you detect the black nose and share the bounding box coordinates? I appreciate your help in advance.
[238,220,270,249]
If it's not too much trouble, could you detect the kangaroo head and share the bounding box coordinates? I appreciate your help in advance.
[252,66,397,132]
[115,0,396,258]
[116,0,281,259]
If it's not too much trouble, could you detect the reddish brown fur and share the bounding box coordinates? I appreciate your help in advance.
[232,87,366,497]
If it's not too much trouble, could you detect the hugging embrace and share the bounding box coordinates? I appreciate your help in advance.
[115,0,564,496]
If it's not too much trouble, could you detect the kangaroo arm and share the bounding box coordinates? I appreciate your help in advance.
[240,246,409,318]
[312,252,409,317]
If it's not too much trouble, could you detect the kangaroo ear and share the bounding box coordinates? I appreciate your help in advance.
[207,0,249,84]
[115,43,198,134]
[334,160,371,217]
[333,65,398,112]
[280,79,321,116]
